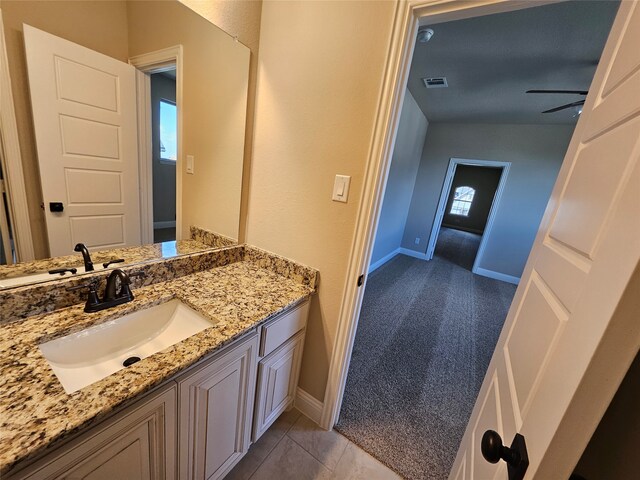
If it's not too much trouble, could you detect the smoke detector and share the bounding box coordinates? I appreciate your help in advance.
[422,77,448,88]
[417,27,434,43]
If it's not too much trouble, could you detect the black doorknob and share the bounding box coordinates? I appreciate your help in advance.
[481,430,529,480]
[481,430,519,465]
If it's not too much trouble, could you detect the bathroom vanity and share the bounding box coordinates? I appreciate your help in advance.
[0,245,317,479]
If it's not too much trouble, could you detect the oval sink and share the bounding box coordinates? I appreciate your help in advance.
[39,299,216,393]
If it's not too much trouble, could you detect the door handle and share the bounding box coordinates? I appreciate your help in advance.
[49,202,64,212]
[481,430,529,480]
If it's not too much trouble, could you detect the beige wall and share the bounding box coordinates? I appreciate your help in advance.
[0,0,129,258]
[180,0,262,242]
[247,0,397,401]
[128,1,249,240]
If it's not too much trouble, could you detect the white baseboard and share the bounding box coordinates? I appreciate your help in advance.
[473,266,520,285]
[153,220,176,229]
[368,248,401,274]
[398,247,429,260]
[295,387,323,425]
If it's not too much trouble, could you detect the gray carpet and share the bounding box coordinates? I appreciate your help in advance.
[335,227,517,480]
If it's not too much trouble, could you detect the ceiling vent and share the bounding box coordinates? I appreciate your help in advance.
[422,77,448,88]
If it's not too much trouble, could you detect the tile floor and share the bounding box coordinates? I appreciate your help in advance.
[226,409,402,480]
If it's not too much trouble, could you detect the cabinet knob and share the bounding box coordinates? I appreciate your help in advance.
[481,430,529,480]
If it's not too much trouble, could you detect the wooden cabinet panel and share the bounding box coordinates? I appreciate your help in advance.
[260,301,309,357]
[253,331,305,441]
[11,384,177,480]
[178,333,258,480]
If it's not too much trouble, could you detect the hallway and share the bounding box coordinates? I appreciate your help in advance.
[336,228,517,479]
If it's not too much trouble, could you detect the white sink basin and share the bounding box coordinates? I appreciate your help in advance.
[39,300,215,393]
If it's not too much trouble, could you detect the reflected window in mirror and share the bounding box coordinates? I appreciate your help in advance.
[159,99,177,163]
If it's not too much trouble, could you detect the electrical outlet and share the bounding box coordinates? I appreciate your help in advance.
[415,237,420,245]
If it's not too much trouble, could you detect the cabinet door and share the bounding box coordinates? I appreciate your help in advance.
[178,333,258,480]
[253,331,305,441]
[12,385,177,480]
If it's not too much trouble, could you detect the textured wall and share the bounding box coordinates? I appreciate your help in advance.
[402,123,575,278]
[128,1,249,240]
[247,0,396,401]
[1,0,130,258]
[179,0,262,242]
[370,90,428,266]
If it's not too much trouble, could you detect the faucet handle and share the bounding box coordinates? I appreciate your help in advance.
[66,280,101,311]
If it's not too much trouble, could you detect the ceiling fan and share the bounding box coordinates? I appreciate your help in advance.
[526,89,588,114]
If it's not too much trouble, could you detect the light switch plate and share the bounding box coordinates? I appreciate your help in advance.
[332,175,351,203]
[186,155,195,174]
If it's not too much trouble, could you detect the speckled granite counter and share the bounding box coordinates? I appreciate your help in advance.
[0,225,236,287]
[0,253,316,474]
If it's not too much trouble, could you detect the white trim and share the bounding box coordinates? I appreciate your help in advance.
[153,220,176,229]
[368,248,401,273]
[473,267,520,285]
[130,46,184,240]
[135,70,153,245]
[295,387,323,425]
[398,247,429,260]
[321,0,557,432]
[0,10,35,262]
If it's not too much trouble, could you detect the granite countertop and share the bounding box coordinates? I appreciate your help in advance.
[0,259,315,474]
[0,239,214,281]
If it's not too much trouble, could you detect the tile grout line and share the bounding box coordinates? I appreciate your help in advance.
[245,410,302,480]
[246,434,288,480]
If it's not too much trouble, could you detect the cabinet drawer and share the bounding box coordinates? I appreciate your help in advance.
[260,300,309,357]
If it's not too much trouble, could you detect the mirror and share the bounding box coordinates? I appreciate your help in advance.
[0,0,249,288]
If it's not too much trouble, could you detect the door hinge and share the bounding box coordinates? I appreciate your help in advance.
[357,274,364,287]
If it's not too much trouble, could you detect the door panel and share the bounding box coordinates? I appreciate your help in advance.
[450,2,640,478]
[24,24,140,256]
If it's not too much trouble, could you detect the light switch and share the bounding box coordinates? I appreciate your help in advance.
[186,155,195,174]
[332,175,351,203]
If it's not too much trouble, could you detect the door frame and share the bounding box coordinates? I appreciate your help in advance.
[129,45,184,243]
[425,158,515,282]
[0,9,35,262]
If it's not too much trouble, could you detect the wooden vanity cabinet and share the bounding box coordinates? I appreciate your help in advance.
[253,301,309,441]
[9,384,177,480]
[177,332,258,480]
[7,300,310,480]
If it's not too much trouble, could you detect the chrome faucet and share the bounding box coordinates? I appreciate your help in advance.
[74,243,94,272]
[68,269,144,313]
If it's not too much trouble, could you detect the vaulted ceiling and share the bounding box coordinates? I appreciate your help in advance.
[407,1,620,125]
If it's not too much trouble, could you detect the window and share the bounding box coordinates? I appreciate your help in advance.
[450,186,475,216]
[159,100,177,161]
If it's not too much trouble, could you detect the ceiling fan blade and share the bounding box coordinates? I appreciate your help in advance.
[526,89,589,95]
[541,100,586,114]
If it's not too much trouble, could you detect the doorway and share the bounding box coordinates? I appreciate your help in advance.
[130,46,183,245]
[427,159,510,278]
[150,70,177,243]
[328,2,622,479]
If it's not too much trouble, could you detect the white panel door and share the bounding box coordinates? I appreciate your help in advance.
[450,2,640,479]
[24,24,141,256]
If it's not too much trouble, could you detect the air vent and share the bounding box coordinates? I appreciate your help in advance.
[422,77,448,88]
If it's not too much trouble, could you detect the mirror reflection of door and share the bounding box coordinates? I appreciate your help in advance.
[151,71,177,243]
[23,24,142,257]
